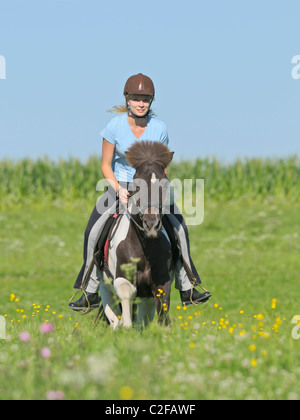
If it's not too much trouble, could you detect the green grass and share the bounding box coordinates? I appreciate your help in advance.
[1,200,300,400]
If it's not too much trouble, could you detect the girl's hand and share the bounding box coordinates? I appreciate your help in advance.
[118,188,130,205]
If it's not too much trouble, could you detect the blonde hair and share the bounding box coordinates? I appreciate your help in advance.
[108,104,129,114]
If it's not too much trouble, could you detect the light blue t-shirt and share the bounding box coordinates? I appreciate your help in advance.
[100,113,169,182]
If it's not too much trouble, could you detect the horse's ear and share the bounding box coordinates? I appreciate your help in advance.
[125,151,131,161]
[166,151,175,167]
[125,150,139,169]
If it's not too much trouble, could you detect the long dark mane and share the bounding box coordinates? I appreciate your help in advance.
[126,141,174,170]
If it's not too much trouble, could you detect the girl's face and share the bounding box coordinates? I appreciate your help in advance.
[127,95,152,117]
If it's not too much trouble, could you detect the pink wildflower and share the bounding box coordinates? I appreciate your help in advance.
[40,347,51,359]
[46,390,65,401]
[19,331,31,343]
[40,323,54,334]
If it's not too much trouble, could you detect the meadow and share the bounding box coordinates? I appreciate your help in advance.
[0,156,300,400]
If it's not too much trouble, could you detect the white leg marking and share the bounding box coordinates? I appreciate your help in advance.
[114,277,137,329]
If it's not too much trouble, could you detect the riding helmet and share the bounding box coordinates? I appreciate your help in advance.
[123,73,155,98]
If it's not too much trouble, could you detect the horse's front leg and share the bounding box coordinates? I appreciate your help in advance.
[154,282,171,326]
[100,280,121,330]
[114,277,137,329]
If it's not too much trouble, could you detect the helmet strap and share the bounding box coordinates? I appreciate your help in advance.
[128,109,150,120]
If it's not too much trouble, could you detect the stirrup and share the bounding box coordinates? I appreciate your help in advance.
[68,288,92,315]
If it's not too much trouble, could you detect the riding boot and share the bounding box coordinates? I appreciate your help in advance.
[174,260,212,306]
[68,292,101,312]
[180,289,212,307]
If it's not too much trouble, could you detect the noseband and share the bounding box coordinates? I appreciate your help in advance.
[126,193,163,233]
[136,201,163,218]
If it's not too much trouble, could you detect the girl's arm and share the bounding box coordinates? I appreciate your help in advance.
[101,139,129,204]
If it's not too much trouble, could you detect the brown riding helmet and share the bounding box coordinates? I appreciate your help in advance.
[123,73,155,98]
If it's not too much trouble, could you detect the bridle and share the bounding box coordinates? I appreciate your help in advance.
[126,194,163,233]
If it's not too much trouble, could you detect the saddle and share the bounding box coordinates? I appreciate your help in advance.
[94,213,122,278]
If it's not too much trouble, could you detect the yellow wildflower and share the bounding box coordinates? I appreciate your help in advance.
[119,386,134,400]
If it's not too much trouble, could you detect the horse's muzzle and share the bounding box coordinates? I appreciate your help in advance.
[143,209,162,238]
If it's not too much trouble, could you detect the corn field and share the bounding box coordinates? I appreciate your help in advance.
[0,155,299,207]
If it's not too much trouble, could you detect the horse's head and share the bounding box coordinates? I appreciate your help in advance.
[126,141,174,239]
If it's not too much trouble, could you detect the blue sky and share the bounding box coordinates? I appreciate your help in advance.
[0,0,300,162]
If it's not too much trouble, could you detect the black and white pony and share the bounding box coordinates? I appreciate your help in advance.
[100,141,176,329]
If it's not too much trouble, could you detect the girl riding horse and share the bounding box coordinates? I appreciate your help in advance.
[69,73,211,313]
